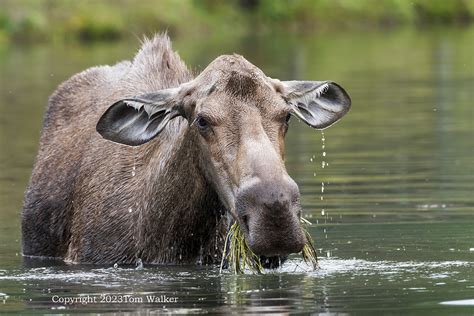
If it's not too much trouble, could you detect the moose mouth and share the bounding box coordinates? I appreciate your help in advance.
[259,255,287,269]
[220,216,317,273]
[220,219,288,272]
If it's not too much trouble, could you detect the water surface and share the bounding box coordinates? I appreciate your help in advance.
[0,27,473,314]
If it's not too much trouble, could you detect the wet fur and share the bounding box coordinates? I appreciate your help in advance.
[22,35,228,264]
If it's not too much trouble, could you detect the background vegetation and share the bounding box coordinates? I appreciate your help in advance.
[1,0,474,45]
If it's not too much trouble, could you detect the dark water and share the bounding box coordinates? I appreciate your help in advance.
[0,27,473,314]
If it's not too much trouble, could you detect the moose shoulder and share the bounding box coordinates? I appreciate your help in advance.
[22,35,351,265]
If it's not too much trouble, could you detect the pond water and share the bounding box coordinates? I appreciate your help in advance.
[0,27,473,314]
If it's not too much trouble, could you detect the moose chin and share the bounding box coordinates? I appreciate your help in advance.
[22,34,351,266]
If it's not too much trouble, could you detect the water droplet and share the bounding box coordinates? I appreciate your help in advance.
[128,208,132,213]
[132,171,136,176]
[136,258,143,269]
[114,263,118,268]
[323,152,326,157]
[321,209,325,216]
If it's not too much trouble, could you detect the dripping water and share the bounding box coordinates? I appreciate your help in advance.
[321,131,327,225]
[131,148,136,177]
[321,131,330,247]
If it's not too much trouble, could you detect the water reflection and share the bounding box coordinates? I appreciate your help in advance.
[1,257,472,313]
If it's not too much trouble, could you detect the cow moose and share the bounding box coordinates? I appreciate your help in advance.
[22,35,351,266]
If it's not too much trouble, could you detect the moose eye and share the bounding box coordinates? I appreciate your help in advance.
[195,116,209,130]
[284,113,291,125]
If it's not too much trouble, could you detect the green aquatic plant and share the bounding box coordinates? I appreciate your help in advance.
[300,217,318,270]
[220,217,318,274]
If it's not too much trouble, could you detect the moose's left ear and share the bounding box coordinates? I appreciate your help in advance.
[280,80,351,129]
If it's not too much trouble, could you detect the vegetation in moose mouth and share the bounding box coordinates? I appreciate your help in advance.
[221,217,318,274]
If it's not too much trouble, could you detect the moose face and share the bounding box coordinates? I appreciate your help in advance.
[97,55,351,257]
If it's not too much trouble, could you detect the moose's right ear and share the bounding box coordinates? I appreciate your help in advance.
[96,87,184,146]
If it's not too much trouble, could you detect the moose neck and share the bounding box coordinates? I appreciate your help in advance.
[139,121,227,264]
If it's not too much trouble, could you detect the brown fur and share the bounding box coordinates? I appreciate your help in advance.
[22,35,350,265]
[22,35,227,264]
[225,72,258,99]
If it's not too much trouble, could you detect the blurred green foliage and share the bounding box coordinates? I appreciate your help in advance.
[0,0,473,44]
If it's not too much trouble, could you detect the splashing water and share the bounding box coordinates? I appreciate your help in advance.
[135,258,143,270]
